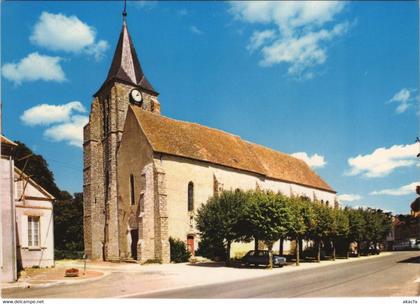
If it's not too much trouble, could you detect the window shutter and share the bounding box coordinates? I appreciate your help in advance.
[21,215,28,247]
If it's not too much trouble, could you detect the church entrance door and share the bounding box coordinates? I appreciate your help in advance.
[130,229,138,260]
[187,235,194,255]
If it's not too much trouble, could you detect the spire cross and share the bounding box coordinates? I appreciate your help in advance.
[122,0,127,19]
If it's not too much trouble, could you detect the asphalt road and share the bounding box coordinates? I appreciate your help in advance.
[135,251,419,298]
[2,251,418,298]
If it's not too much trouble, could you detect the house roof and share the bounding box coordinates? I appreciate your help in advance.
[1,134,17,157]
[1,135,17,146]
[130,106,335,193]
[95,20,157,96]
[14,167,55,201]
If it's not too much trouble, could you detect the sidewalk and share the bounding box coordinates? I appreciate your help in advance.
[1,264,108,291]
[1,252,393,297]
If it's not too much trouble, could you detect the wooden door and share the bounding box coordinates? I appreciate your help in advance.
[187,236,194,255]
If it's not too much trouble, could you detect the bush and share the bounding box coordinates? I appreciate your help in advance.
[195,238,227,261]
[169,237,191,263]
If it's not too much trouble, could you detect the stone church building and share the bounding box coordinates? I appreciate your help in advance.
[83,17,337,263]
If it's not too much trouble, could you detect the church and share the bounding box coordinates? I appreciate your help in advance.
[83,15,337,264]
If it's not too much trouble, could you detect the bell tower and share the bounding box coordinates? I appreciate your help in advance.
[83,11,160,260]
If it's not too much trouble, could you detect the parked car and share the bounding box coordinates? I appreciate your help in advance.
[368,244,380,255]
[241,250,287,267]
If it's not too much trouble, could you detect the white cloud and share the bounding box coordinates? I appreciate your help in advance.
[387,88,417,114]
[190,25,203,35]
[21,102,88,148]
[20,102,86,126]
[347,143,417,178]
[1,52,66,85]
[338,194,362,202]
[229,1,349,78]
[370,182,419,196]
[30,12,109,60]
[44,115,88,147]
[247,30,276,53]
[291,152,326,168]
[260,22,349,74]
[85,40,109,61]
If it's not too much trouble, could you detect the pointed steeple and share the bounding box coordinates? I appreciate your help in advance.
[95,19,158,96]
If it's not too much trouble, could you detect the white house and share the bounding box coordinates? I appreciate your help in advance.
[14,167,54,268]
[1,135,54,282]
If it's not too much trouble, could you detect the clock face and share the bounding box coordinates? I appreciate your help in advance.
[130,89,143,104]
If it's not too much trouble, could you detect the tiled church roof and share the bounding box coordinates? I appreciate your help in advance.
[131,106,335,193]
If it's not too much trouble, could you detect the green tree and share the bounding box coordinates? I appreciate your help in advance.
[244,191,292,269]
[14,141,62,199]
[196,190,249,265]
[310,202,335,262]
[347,208,366,257]
[363,208,392,250]
[331,207,349,260]
[286,196,315,266]
[54,192,84,254]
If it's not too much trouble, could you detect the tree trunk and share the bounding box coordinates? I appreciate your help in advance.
[316,240,321,263]
[226,240,231,266]
[346,240,349,259]
[279,237,284,256]
[356,241,360,257]
[332,240,336,261]
[268,243,273,269]
[254,238,259,251]
[296,236,300,266]
[299,238,303,257]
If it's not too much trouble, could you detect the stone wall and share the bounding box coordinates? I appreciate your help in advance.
[154,162,170,263]
[159,154,337,255]
[83,79,161,261]
[83,97,105,260]
[116,107,154,260]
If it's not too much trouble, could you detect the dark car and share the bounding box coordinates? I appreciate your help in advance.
[368,244,380,255]
[241,250,287,268]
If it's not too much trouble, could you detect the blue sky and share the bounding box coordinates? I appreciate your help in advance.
[1,1,419,214]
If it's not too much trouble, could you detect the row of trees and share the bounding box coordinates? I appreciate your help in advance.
[196,190,392,268]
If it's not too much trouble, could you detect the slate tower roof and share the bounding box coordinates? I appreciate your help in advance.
[95,19,158,96]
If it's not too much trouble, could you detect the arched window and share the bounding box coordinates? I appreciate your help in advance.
[150,100,155,112]
[130,174,135,205]
[188,182,194,212]
[326,201,330,207]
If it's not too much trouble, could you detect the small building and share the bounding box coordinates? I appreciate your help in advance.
[14,167,54,268]
[1,135,54,282]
